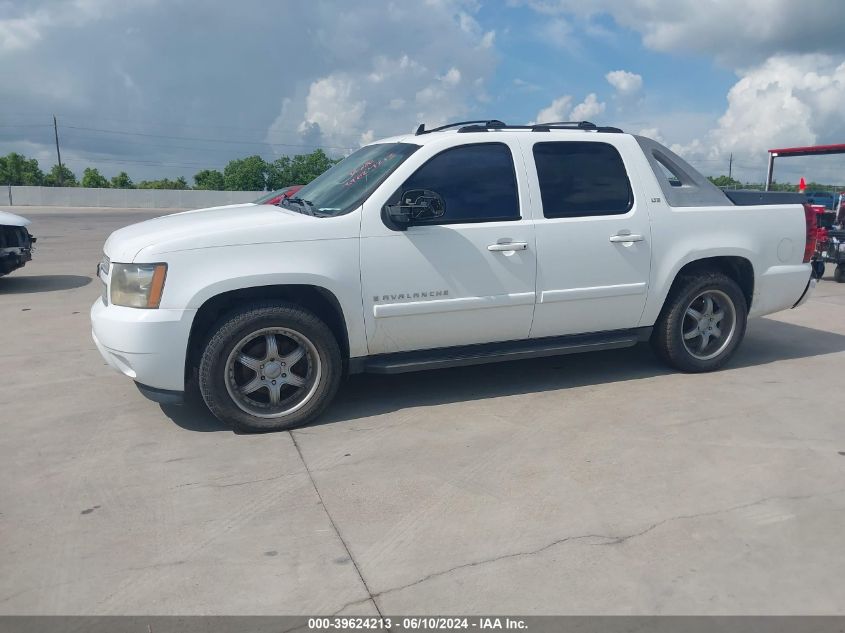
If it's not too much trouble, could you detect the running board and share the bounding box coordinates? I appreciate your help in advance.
[356,327,652,375]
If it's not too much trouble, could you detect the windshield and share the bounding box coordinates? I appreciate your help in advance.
[290,143,419,217]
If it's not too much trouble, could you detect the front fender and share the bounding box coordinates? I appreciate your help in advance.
[155,240,367,357]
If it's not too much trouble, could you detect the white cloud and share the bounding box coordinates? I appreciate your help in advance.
[0,0,156,53]
[637,127,664,144]
[522,1,845,182]
[570,93,606,120]
[479,30,495,48]
[534,92,607,124]
[297,75,368,147]
[440,67,462,86]
[0,0,497,181]
[534,95,573,123]
[538,17,575,51]
[520,0,845,65]
[605,70,642,96]
[513,78,539,92]
[667,54,845,182]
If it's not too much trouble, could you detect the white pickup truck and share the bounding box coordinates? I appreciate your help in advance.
[92,120,821,432]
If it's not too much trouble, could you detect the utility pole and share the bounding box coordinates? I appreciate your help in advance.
[728,153,733,180]
[53,114,64,186]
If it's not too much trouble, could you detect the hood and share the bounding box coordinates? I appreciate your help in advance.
[170,202,256,215]
[0,211,31,227]
[103,203,321,262]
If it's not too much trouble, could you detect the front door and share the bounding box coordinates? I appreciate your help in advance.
[360,140,537,355]
[522,137,652,338]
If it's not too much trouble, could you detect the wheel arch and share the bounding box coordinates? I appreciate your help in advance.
[185,284,350,384]
[656,255,755,321]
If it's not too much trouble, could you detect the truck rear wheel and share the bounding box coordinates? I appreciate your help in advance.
[652,273,747,373]
[198,302,342,432]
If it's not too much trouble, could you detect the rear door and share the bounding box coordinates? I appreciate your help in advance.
[522,137,652,338]
[359,140,537,354]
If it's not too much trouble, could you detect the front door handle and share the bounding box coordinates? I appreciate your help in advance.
[609,233,644,243]
[488,241,528,252]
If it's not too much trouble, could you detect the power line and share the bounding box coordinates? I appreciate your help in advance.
[59,129,280,155]
[61,155,226,168]
[63,125,356,151]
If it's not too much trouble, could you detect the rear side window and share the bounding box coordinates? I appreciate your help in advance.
[397,143,520,224]
[654,156,683,187]
[533,142,633,218]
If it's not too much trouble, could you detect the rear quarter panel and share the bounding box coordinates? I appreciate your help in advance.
[641,202,810,325]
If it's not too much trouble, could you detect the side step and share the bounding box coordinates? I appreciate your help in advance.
[358,327,652,375]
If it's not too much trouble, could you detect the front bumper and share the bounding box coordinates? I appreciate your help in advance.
[0,247,32,275]
[90,297,196,392]
[135,382,184,405]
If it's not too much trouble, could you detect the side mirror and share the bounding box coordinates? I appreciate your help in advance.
[384,189,445,230]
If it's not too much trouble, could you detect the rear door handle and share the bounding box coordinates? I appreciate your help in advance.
[609,233,644,243]
[488,241,528,251]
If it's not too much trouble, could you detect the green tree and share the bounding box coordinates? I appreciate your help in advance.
[137,176,189,190]
[707,175,743,188]
[267,149,338,189]
[110,171,134,189]
[223,155,267,191]
[81,167,110,188]
[767,180,798,192]
[44,164,78,187]
[0,152,44,185]
[193,169,225,190]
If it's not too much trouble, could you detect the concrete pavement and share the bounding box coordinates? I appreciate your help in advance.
[1,207,843,614]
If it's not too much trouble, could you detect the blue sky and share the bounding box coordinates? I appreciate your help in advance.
[1,0,844,185]
[482,3,735,127]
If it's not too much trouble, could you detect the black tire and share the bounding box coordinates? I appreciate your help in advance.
[651,272,747,373]
[198,301,342,432]
[834,264,845,283]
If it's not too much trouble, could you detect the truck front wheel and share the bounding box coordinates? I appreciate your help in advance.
[652,273,748,373]
[198,302,342,432]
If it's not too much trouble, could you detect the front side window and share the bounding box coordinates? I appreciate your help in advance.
[533,142,633,218]
[395,143,520,224]
[291,143,419,217]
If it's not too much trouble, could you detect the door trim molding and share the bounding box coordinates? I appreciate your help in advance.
[373,291,535,318]
[540,282,646,304]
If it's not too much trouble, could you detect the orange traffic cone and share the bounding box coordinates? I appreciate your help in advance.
[799,177,806,193]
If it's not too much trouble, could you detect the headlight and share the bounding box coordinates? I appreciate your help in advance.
[110,263,167,308]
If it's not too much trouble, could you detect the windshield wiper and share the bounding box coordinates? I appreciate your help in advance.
[278,196,315,216]
[289,197,332,217]
[288,197,316,216]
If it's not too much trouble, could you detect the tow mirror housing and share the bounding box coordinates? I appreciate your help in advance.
[384,189,445,230]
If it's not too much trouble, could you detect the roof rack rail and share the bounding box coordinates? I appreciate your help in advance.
[414,119,623,135]
[415,120,506,135]
[533,121,597,129]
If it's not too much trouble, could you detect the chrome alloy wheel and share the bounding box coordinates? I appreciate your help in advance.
[681,289,737,361]
[224,327,321,418]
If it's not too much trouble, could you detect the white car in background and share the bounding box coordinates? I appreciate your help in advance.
[0,211,36,276]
